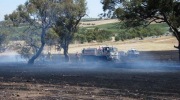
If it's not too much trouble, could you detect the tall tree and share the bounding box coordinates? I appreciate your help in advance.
[101,0,180,60]
[53,0,87,62]
[5,0,57,64]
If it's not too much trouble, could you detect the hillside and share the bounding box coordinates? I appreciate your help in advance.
[53,35,177,54]
[79,19,119,27]
[0,19,175,54]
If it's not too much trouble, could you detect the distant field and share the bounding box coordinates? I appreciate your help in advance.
[50,19,175,53]
[3,35,177,55]
[79,19,119,27]
[57,35,177,54]
[80,19,169,34]
[0,19,169,40]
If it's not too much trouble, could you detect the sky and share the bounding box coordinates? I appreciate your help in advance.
[0,0,103,21]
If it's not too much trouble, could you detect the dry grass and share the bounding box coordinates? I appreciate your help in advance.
[65,36,177,54]
[1,36,177,55]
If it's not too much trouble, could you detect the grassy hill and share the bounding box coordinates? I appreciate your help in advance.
[0,19,171,44]
[0,19,169,35]
[77,19,170,43]
[82,21,169,33]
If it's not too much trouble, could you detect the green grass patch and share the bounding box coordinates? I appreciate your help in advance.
[84,22,169,33]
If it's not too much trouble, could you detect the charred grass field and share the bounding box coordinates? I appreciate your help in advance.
[0,35,180,99]
[0,59,180,100]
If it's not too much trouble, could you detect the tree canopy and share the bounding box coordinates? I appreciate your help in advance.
[101,0,179,34]
[101,0,180,60]
[5,0,60,64]
[53,0,87,62]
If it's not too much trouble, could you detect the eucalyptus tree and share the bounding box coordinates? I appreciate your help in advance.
[101,0,180,60]
[53,0,87,62]
[5,0,58,64]
[5,0,87,64]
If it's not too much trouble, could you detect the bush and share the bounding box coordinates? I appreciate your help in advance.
[115,26,165,41]
[76,24,166,43]
[115,36,120,41]
[76,27,113,43]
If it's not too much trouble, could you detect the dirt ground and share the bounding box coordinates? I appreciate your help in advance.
[0,35,180,100]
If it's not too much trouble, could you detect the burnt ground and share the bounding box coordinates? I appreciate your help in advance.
[0,50,180,100]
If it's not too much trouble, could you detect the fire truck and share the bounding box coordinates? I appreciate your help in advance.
[81,46,119,62]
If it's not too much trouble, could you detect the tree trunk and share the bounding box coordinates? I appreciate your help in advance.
[162,13,180,62]
[173,35,180,62]
[63,44,70,62]
[28,28,46,65]
[172,29,180,62]
[175,41,180,62]
[178,41,180,62]
[28,43,45,64]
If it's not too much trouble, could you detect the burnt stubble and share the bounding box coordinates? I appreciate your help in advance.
[0,50,180,100]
